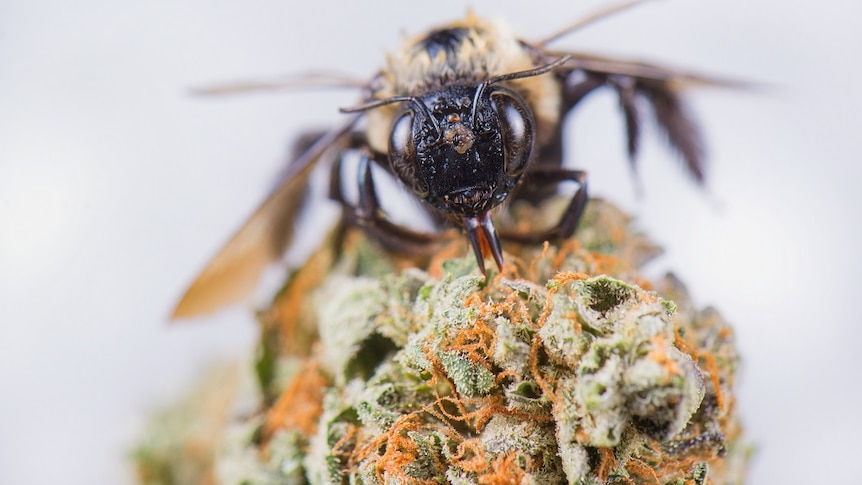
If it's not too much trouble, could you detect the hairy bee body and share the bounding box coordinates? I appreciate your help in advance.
[174,4,732,317]
[366,14,561,155]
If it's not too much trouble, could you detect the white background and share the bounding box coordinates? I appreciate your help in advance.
[2,0,860,483]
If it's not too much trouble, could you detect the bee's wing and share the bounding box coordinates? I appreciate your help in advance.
[549,51,750,183]
[556,52,748,89]
[191,71,367,96]
[171,115,361,318]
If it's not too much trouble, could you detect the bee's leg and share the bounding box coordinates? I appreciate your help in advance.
[560,71,609,110]
[500,168,588,244]
[329,149,446,255]
[516,72,606,204]
[556,66,706,183]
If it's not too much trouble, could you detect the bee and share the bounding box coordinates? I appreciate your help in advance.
[173,1,735,318]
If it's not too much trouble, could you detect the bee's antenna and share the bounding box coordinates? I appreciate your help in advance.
[471,56,571,125]
[341,96,440,135]
[486,55,572,85]
[339,96,420,113]
[536,0,654,47]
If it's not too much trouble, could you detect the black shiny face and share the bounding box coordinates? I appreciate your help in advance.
[388,84,535,218]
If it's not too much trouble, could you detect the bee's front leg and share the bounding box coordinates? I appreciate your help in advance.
[500,167,588,244]
[329,148,447,256]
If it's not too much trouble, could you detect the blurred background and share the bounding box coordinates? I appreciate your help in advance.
[1,0,860,483]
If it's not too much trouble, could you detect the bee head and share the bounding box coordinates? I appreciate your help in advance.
[340,56,569,273]
[387,83,534,218]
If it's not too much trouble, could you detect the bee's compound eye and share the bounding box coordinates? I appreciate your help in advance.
[389,110,413,157]
[388,110,429,197]
[491,91,534,177]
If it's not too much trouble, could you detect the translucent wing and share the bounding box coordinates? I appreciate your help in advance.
[529,0,750,183]
[552,52,749,89]
[171,115,361,318]
[191,71,366,96]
